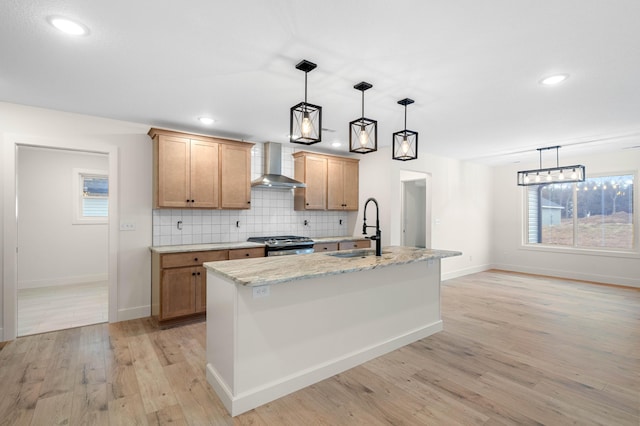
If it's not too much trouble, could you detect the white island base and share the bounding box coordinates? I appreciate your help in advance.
[205,250,449,416]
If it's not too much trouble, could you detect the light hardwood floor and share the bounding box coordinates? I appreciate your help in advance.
[18,281,108,336]
[0,270,638,425]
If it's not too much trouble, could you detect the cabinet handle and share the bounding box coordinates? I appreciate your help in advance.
[245,253,250,257]
[197,272,201,276]
[192,272,196,276]
[247,201,251,204]
[186,199,190,203]
[191,199,195,203]
[306,203,309,206]
[323,247,328,250]
[194,257,198,261]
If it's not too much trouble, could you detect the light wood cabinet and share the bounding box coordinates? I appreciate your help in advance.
[338,239,371,250]
[220,144,252,209]
[293,152,326,210]
[151,247,264,325]
[327,157,359,210]
[149,128,253,210]
[314,242,339,252]
[293,151,359,211]
[314,239,370,253]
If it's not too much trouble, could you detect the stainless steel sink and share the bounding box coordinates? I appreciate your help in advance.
[326,249,389,258]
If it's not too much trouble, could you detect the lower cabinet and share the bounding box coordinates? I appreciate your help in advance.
[314,239,371,253]
[152,248,263,324]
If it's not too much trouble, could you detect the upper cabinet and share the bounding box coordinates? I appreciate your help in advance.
[149,128,253,209]
[293,151,359,211]
[220,143,252,209]
[327,157,359,211]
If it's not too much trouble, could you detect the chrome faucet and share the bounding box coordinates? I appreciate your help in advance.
[362,197,382,256]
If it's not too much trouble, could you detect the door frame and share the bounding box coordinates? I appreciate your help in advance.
[399,170,432,249]
[3,136,118,341]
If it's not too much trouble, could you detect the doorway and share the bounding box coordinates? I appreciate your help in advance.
[401,172,431,248]
[16,146,109,336]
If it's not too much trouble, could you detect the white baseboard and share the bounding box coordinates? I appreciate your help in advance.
[18,273,108,289]
[442,264,492,281]
[207,321,443,417]
[117,305,150,322]
[491,263,640,288]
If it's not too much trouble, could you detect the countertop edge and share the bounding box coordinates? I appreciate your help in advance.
[150,241,265,253]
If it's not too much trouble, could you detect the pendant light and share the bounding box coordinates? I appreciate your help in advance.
[349,82,377,154]
[392,98,418,161]
[517,146,585,186]
[290,59,322,145]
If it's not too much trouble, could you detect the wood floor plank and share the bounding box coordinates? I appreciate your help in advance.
[30,392,73,426]
[0,270,637,425]
[128,334,179,414]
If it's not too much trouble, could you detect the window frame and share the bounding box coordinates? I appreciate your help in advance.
[521,170,639,257]
[72,168,109,225]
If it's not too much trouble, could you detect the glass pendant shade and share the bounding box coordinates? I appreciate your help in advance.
[349,82,377,154]
[516,146,586,186]
[392,98,418,161]
[290,60,322,145]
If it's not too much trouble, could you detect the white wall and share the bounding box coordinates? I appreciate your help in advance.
[17,147,108,288]
[357,147,493,280]
[491,148,640,287]
[1,102,152,340]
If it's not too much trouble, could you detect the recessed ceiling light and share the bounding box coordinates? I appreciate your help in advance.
[48,16,89,36]
[198,117,215,125]
[540,74,569,86]
[331,141,342,148]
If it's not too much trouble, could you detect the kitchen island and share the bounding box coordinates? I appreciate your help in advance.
[204,246,461,416]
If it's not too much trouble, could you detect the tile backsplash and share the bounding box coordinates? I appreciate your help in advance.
[152,143,350,246]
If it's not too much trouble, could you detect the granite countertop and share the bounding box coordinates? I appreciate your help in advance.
[150,236,367,253]
[204,246,462,287]
[149,241,264,253]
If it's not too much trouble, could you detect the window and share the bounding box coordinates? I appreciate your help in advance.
[73,169,108,224]
[526,174,635,250]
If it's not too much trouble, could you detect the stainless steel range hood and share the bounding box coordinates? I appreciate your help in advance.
[251,142,306,189]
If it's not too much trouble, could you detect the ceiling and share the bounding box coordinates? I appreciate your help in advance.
[2,0,640,165]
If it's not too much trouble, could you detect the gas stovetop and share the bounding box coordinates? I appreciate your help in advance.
[247,235,314,247]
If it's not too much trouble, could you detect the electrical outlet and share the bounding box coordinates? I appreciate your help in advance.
[119,222,136,231]
[252,285,270,299]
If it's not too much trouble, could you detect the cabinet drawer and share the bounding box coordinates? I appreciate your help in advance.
[161,250,228,268]
[229,247,265,260]
[339,240,371,250]
[314,242,338,252]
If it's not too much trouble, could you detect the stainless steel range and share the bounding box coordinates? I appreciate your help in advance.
[247,235,314,256]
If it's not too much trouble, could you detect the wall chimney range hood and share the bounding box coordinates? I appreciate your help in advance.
[251,142,306,189]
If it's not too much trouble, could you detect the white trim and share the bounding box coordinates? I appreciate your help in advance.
[3,135,119,341]
[18,274,108,290]
[491,263,640,288]
[207,321,443,417]
[117,305,150,322]
[442,264,492,281]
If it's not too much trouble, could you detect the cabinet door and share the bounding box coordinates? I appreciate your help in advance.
[327,159,345,210]
[302,155,327,210]
[190,139,219,208]
[157,135,190,208]
[342,160,359,211]
[220,144,252,209]
[229,247,265,259]
[160,267,196,320]
[194,266,207,314]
